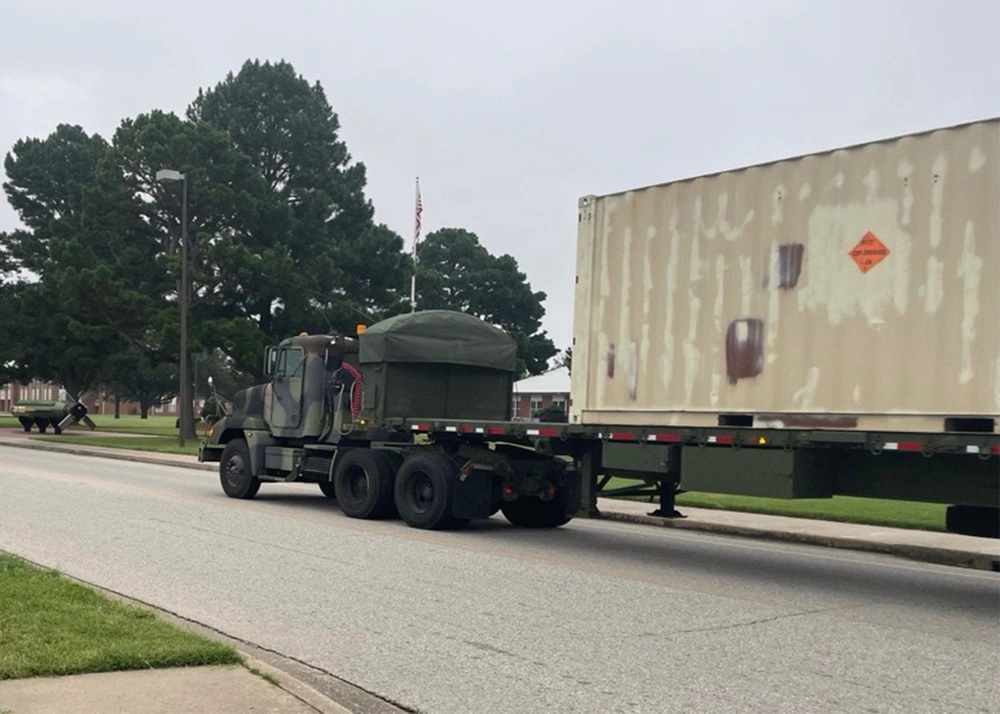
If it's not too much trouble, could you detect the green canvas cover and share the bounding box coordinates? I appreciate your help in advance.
[359,310,517,372]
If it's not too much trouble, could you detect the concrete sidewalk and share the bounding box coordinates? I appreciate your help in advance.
[0,658,349,714]
[596,497,1000,571]
[1,430,997,714]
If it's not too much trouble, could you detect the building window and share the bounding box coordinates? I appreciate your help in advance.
[529,397,543,415]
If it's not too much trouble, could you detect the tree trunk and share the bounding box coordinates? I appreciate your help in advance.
[114,394,121,419]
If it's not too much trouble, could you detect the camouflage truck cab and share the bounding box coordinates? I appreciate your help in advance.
[262,333,360,441]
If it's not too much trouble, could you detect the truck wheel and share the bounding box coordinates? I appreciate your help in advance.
[36,418,48,434]
[501,489,573,529]
[372,450,404,517]
[220,440,260,499]
[394,453,459,530]
[318,481,337,499]
[19,418,32,433]
[333,449,395,519]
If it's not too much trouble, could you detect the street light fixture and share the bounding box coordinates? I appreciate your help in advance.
[156,168,196,446]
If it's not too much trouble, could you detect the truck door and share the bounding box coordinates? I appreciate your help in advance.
[269,346,304,430]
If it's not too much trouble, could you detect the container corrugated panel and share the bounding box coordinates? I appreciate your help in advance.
[571,119,999,433]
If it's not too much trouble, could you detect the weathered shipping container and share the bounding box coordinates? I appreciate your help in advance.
[572,119,999,433]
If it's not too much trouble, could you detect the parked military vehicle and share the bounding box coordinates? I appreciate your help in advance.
[10,397,93,434]
[201,119,999,537]
[12,399,70,434]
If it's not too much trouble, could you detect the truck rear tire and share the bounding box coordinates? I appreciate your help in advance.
[220,439,260,499]
[501,490,573,529]
[394,453,459,530]
[318,481,337,499]
[333,449,396,519]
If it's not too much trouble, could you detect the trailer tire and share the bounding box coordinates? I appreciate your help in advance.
[394,453,459,530]
[501,490,573,529]
[318,481,337,499]
[333,449,395,519]
[220,439,260,499]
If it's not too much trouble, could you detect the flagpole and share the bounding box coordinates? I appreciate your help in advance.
[410,177,421,313]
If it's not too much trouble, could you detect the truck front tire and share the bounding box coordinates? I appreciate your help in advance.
[220,440,260,499]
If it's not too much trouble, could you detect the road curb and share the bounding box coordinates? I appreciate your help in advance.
[241,654,354,714]
[598,509,1000,571]
[2,439,215,471]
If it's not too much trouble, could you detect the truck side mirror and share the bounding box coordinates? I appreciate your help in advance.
[264,347,277,377]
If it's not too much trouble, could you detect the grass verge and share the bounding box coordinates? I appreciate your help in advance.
[0,414,203,439]
[603,477,947,531]
[33,435,199,456]
[0,554,241,680]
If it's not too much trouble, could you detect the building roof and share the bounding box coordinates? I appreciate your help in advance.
[514,367,570,395]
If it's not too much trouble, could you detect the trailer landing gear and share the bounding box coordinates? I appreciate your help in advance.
[649,446,685,519]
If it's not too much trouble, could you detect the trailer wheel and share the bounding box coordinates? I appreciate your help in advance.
[394,453,459,530]
[501,489,573,529]
[19,418,32,432]
[333,449,395,519]
[220,439,260,499]
[318,481,337,499]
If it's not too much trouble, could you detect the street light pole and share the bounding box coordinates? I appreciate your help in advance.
[156,169,195,446]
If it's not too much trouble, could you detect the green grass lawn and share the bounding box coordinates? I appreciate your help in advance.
[0,413,203,455]
[603,477,947,532]
[0,554,241,680]
[68,413,185,437]
[36,435,201,456]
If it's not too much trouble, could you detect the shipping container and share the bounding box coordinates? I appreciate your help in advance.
[572,119,1000,434]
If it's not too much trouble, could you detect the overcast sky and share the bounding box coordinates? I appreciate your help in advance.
[2,0,998,351]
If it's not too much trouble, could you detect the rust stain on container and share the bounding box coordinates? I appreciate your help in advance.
[778,243,804,288]
[726,319,764,384]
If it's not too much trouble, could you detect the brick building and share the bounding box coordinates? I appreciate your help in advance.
[512,367,571,421]
[0,380,147,416]
[0,379,62,412]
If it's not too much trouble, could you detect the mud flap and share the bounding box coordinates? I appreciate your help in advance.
[452,468,493,520]
[561,472,582,520]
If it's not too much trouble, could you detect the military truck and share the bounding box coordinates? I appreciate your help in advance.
[200,311,579,529]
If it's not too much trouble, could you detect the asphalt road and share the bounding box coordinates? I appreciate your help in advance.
[1,446,997,714]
